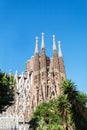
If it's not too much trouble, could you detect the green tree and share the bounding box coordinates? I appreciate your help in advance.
[0,71,15,113]
[57,95,74,130]
[62,79,87,130]
[29,79,87,130]
[29,100,64,130]
[29,97,72,130]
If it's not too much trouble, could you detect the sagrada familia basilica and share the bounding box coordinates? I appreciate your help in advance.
[0,33,66,126]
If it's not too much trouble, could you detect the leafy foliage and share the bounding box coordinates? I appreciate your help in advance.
[29,100,64,130]
[0,71,15,113]
[29,79,87,130]
[29,96,72,129]
[62,79,87,130]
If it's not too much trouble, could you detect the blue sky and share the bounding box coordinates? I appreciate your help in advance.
[0,0,87,92]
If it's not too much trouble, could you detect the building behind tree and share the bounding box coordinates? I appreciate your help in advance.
[0,33,66,123]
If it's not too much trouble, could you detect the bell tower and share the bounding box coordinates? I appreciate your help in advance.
[58,41,66,81]
[26,33,66,115]
[52,35,61,94]
[39,33,47,103]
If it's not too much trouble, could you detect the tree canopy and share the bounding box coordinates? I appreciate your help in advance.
[0,71,15,113]
[62,80,87,130]
[29,79,87,130]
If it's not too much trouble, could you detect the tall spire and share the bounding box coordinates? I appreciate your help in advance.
[15,70,18,76]
[52,35,56,50]
[35,36,38,54]
[58,40,62,57]
[15,70,18,84]
[9,69,12,76]
[41,32,45,49]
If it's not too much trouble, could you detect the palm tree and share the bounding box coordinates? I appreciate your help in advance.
[57,95,73,130]
[29,79,87,130]
[29,100,64,130]
[61,79,87,130]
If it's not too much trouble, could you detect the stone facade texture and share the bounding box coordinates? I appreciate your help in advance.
[26,34,66,117]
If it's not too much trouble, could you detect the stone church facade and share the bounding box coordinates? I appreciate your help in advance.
[0,33,66,123]
[26,33,66,116]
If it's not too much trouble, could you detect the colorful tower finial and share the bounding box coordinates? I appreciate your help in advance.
[58,40,62,57]
[35,36,38,54]
[52,35,56,50]
[41,32,45,49]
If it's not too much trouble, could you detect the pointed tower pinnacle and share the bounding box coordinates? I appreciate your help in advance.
[15,70,18,84]
[21,71,24,77]
[15,70,18,76]
[53,35,56,50]
[58,40,62,57]
[41,32,45,49]
[35,36,38,54]
[9,69,12,76]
